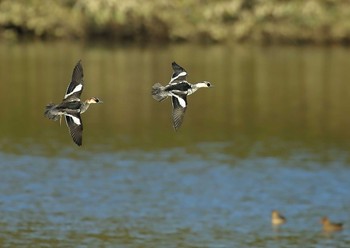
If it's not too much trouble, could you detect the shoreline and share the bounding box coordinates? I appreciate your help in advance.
[1,0,350,45]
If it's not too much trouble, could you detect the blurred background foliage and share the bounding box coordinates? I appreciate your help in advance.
[1,0,350,44]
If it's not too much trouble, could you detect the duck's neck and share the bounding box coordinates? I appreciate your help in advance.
[188,82,207,95]
[80,101,91,114]
[194,82,209,88]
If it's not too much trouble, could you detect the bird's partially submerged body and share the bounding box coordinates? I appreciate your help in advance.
[271,210,286,227]
[321,217,343,232]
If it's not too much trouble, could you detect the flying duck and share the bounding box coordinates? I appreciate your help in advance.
[151,61,212,131]
[44,60,102,146]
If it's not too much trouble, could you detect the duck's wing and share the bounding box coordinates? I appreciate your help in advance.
[64,60,84,100]
[169,61,187,85]
[64,112,83,146]
[171,93,187,131]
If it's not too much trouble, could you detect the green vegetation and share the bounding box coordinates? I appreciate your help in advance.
[1,0,350,44]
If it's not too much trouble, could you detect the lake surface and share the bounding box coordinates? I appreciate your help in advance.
[0,42,350,247]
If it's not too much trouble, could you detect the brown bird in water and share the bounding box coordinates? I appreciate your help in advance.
[271,210,286,226]
[321,216,343,232]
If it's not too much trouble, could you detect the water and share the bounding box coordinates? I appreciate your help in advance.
[0,42,350,247]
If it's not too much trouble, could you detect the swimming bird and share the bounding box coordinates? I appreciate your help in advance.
[151,61,212,131]
[271,210,286,226]
[44,60,102,146]
[321,217,343,232]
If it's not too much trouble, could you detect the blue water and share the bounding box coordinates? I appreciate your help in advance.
[0,142,349,247]
[1,42,350,247]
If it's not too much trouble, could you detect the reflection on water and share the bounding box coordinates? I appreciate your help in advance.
[0,42,350,247]
[1,43,350,153]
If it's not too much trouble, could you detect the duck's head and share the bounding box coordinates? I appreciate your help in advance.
[271,210,280,218]
[321,217,329,224]
[197,81,213,88]
[86,97,103,104]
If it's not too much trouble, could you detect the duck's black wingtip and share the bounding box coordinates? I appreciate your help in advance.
[73,139,82,146]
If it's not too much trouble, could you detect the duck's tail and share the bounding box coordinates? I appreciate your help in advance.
[44,103,60,121]
[151,83,168,102]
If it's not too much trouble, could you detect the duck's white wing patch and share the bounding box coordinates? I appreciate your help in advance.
[170,62,188,84]
[170,71,187,84]
[171,94,187,131]
[171,93,187,108]
[65,113,81,125]
[64,60,84,100]
[65,113,83,146]
[64,84,83,99]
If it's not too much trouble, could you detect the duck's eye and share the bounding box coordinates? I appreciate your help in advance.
[207,83,211,87]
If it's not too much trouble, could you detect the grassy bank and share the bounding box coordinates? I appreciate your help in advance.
[1,0,350,44]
